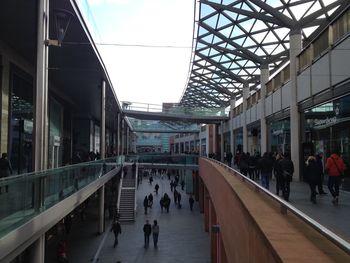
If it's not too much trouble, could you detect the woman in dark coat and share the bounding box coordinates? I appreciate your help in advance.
[305,156,322,204]
[273,154,283,196]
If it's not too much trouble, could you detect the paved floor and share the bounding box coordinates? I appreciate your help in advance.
[45,166,350,262]
[47,172,210,263]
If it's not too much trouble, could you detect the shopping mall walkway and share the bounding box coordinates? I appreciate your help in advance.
[48,171,210,263]
[269,179,350,240]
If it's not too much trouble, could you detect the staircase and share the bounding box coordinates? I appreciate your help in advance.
[118,174,136,222]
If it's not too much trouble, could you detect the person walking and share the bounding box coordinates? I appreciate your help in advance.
[258,152,273,190]
[173,189,178,204]
[239,153,249,176]
[274,154,283,196]
[189,195,194,211]
[181,180,185,191]
[280,153,294,202]
[316,153,327,195]
[305,156,322,204]
[0,153,12,194]
[177,192,182,209]
[143,220,152,248]
[148,193,153,208]
[154,183,159,195]
[326,150,346,205]
[160,197,164,213]
[152,220,159,248]
[226,151,233,167]
[111,220,122,248]
[143,196,149,214]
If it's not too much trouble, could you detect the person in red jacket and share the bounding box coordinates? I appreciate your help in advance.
[325,151,346,205]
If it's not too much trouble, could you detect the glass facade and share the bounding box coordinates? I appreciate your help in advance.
[9,66,33,175]
[304,94,350,179]
[268,118,290,154]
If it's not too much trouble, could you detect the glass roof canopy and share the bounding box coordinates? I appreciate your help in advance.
[180,0,347,108]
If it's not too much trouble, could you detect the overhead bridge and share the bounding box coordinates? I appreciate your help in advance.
[123,109,228,124]
[133,129,199,133]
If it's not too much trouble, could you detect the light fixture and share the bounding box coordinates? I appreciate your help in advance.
[46,8,74,47]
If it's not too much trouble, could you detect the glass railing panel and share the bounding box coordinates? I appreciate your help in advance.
[0,156,122,239]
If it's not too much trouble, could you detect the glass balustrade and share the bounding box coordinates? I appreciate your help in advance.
[0,154,196,239]
[0,156,123,238]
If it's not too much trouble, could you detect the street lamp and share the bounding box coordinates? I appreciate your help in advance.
[46,8,74,47]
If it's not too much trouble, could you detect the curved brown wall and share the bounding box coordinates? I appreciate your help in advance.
[200,158,281,263]
[199,158,350,263]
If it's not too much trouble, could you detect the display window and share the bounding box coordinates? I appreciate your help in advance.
[304,94,350,187]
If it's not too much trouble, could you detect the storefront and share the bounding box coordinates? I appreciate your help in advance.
[303,94,350,183]
[233,128,243,153]
[268,118,290,154]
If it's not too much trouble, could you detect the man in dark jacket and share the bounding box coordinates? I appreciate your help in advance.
[143,220,152,248]
[258,152,273,189]
[280,153,294,201]
[111,220,122,248]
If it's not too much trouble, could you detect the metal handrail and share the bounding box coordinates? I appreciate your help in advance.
[207,158,350,255]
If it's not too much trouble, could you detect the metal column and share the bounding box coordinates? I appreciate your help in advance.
[31,0,49,261]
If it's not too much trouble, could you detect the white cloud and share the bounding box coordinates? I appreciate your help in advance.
[87,0,195,105]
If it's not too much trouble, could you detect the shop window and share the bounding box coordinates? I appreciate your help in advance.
[9,66,33,175]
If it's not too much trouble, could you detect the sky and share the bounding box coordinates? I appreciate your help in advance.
[78,0,195,106]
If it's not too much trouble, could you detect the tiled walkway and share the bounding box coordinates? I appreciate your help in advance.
[55,173,210,263]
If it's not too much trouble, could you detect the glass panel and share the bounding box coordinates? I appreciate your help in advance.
[0,156,123,238]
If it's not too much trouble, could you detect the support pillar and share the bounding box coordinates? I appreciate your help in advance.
[242,82,249,153]
[101,80,106,159]
[98,185,105,234]
[230,98,236,156]
[31,0,49,261]
[290,31,302,180]
[29,235,45,263]
[260,65,269,154]
[220,121,224,162]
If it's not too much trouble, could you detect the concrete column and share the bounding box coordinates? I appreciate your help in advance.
[260,65,269,154]
[98,185,105,234]
[290,31,302,180]
[242,82,249,153]
[220,121,224,162]
[213,125,217,154]
[101,80,106,159]
[230,98,236,155]
[29,235,45,263]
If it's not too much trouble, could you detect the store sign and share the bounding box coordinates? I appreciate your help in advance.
[314,116,337,127]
